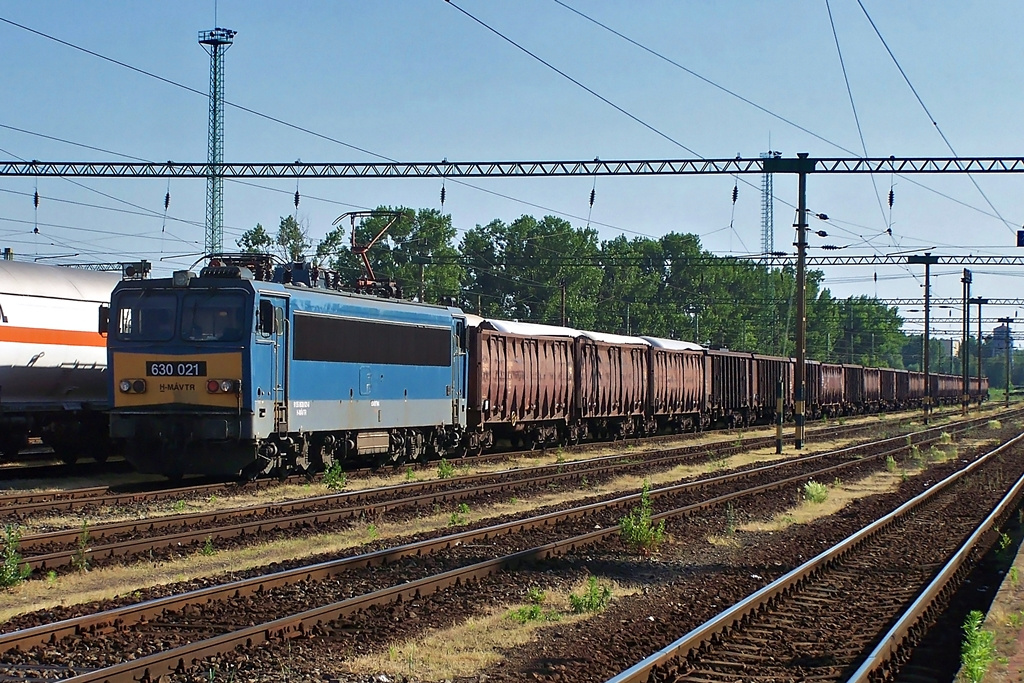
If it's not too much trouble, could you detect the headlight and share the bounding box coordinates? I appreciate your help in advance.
[119,379,146,394]
[207,379,239,394]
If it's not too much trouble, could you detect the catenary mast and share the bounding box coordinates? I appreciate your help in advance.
[198,27,236,256]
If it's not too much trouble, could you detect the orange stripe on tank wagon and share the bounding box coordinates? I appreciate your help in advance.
[0,325,106,347]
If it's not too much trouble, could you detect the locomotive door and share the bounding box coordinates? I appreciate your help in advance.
[452,317,467,425]
[264,296,289,433]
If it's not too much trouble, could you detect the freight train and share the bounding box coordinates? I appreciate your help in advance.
[106,258,988,478]
[0,260,120,463]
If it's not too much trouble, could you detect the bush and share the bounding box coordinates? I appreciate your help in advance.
[569,576,612,613]
[620,481,666,556]
[437,458,456,479]
[0,525,31,588]
[323,462,347,490]
[803,480,828,504]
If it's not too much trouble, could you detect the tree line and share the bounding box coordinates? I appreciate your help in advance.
[238,208,1013,380]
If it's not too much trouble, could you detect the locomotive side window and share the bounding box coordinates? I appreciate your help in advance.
[113,291,177,341]
[257,299,276,336]
[293,313,450,366]
[182,291,248,342]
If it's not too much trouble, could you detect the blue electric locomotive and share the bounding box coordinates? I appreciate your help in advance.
[108,261,468,477]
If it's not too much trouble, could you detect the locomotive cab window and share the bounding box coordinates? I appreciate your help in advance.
[113,291,176,341]
[182,291,248,342]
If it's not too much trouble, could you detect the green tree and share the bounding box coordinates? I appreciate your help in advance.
[276,215,311,261]
[318,207,463,303]
[235,216,310,262]
[235,222,273,253]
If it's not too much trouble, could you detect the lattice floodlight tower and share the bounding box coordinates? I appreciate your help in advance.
[199,27,236,257]
[760,150,781,255]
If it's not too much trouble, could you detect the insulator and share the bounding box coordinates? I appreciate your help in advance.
[589,188,595,207]
[33,227,38,234]
[294,190,300,210]
[731,185,738,204]
[164,192,170,211]
[440,185,446,206]
[33,190,39,208]
[888,188,894,208]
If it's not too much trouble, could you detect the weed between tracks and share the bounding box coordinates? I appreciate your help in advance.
[343,577,636,680]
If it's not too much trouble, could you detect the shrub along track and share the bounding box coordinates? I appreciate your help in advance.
[11,418,921,573]
[0,412,1015,681]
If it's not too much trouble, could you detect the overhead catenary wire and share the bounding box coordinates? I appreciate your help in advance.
[547,0,1021,235]
[0,17,660,245]
[824,0,887,230]
[854,0,1015,235]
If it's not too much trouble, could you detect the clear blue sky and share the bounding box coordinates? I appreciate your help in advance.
[1,1,1021,341]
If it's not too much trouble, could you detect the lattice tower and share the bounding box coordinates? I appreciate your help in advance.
[199,27,236,256]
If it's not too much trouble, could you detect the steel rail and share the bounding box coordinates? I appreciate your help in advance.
[15,416,950,569]
[846,448,1024,680]
[12,417,884,552]
[46,420,1003,682]
[603,430,1024,683]
[1,412,997,660]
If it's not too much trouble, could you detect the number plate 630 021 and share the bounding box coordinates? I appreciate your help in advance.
[146,361,208,377]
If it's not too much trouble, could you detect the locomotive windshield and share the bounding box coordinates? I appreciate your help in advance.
[113,291,176,341]
[182,291,248,342]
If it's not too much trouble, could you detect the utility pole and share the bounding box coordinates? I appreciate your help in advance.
[199,26,236,257]
[792,153,812,449]
[971,297,988,402]
[909,253,939,423]
[962,269,972,413]
[999,317,1013,407]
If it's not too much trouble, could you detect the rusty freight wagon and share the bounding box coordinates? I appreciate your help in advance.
[879,368,898,409]
[818,363,845,416]
[466,317,578,451]
[575,331,650,439]
[706,349,752,426]
[642,336,708,432]
[862,366,881,411]
[752,354,794,422]
[843,364,865,412]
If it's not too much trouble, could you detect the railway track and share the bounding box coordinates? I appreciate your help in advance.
[0,410,1016,681]
[0,404,977,516]
[11,415,959,572]
[605,425,1024,682]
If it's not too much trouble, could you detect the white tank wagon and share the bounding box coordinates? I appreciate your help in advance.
[0,260,120,462]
